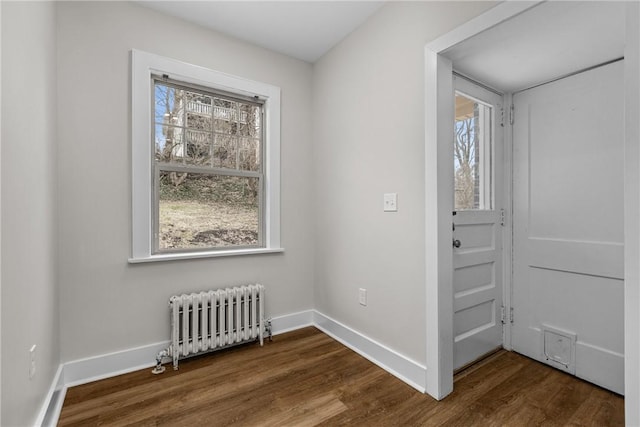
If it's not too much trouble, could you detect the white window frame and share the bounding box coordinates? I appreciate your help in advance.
[129,49,282,263]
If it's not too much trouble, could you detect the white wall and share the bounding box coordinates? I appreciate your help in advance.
[56,1,314,362]
[1,2,60,425]
[312,1,496,365]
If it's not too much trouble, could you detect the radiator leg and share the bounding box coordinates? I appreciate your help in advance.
[152,349,169,375]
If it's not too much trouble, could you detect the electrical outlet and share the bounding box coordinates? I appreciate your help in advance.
[384,193,397,212]
[29,345,36,380]
[359,288,367,306]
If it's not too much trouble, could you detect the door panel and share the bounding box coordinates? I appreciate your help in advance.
[453,77,504,371]
[453,211,502,369]
[512,61,624,394]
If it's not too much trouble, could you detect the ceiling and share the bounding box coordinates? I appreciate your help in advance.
[135,1,626,86]
[136,1,385,63]
[442,1,626,93]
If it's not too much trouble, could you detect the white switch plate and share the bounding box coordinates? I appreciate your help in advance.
[359,288,367,306]
[384,193,397,212]
[29,345,36,380]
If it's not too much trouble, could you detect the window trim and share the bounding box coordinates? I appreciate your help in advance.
[130,49,282,263]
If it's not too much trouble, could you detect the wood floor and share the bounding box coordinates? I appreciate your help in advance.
[58,327,624,426]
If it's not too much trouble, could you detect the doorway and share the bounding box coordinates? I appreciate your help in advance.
[424,1,639,420]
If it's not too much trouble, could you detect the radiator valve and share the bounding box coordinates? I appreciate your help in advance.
[265,318,273,342]
[152,349,169,375]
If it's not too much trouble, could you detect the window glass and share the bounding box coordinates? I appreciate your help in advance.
[454,93,493,210]
[153,79,263,253]
[158,173,259,250]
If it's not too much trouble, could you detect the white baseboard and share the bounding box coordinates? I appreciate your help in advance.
[37,309,426,425]
[36,341,170,427]
[64,341,170,388]
[34,364,64,427]
[313,311,427,392]
[270,309,314,335]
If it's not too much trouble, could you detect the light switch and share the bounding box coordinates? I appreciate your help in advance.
[384,193,397,212]
[359,288,367,306]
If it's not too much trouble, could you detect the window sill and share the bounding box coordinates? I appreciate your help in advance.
[128,247,284,264]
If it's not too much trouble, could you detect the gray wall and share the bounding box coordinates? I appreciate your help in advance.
[56,1,314,362]
[1,2,60,425]
[312,1,496,364]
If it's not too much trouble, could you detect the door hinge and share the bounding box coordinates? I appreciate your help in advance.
[509,104,514,125]
[500,208,505,226]
[501,306,514,324]
[500,107,505,127]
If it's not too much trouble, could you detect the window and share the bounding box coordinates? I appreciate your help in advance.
[154,78,263,252]
[454,92,493,210]
[130,50,282,262]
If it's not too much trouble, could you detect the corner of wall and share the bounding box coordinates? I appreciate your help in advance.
[1,2,61,425]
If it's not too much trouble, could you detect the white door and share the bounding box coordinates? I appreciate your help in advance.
[512,61,624,394]
[452,76,504,371]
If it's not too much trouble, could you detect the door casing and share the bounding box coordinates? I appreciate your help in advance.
[424,5,640,425]
[425,2,534,400]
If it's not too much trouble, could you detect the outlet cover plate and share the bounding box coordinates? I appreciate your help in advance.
[384,193,397,212]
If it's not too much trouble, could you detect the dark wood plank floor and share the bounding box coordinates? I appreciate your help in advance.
[58,327,624,426]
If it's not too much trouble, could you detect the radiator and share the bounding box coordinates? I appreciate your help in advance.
[153,284,268,374]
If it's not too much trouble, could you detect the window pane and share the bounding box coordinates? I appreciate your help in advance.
[454,93,492,210]
[213,98,236,134]
[158,172,259,251]
[215,134,238,169]
[185,130,212,166]
[154,84,184,125]
[239,138,260,171]
[237,105,261,137]
[186,112,211,131]
[155,125,184,163]
[185,91,212,115]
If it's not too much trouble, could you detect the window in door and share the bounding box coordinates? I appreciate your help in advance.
[454,92,493,210]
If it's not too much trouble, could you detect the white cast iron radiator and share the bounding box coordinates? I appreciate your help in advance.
[153,284,269,374]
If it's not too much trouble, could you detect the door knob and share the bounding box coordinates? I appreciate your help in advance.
[453,239,462,248]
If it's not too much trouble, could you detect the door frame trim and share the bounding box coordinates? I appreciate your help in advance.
[424,7,640,423]
[424,1,539,400]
